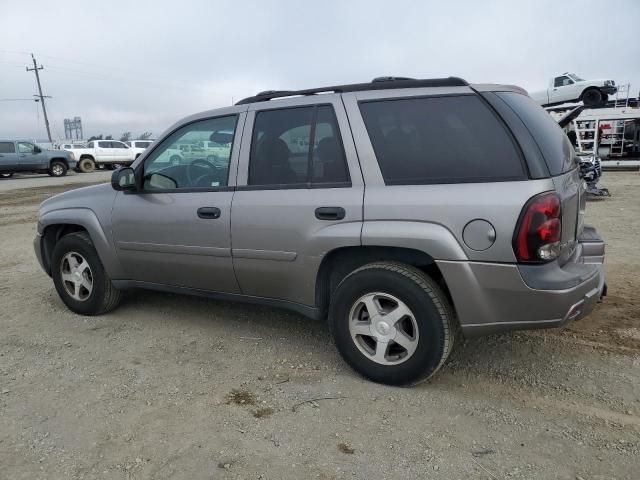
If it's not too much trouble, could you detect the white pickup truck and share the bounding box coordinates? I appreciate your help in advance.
[67,140,136,172]
[530,73,617,107]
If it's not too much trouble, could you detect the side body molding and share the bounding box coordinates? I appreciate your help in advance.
[39,208,125,279]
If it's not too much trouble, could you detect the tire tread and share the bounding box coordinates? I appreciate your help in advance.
[338,261,456,384]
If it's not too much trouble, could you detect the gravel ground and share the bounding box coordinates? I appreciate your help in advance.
[0,172,638,480]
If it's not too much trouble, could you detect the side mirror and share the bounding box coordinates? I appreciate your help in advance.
[111,167,136,191]
[34,146,42,154]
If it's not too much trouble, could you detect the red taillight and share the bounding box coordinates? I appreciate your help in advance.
[514,192,562,262]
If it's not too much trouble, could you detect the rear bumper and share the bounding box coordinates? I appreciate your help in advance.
[437,226,605,337]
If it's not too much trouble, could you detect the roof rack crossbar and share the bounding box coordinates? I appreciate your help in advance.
[235,77,468,105]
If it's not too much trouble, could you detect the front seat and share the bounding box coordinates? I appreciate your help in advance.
[250,137,296,185]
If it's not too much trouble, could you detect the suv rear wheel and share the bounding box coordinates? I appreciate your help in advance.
[0,172,13,178]
[51,232,122,315]
[329,262,455,385]
[49,161,68,177]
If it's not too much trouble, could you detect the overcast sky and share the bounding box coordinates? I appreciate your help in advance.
[2,0,639,142]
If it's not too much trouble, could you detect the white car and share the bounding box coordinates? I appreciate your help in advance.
[125,140,154,159]
[66,140,136,172]
[530,73,617,107]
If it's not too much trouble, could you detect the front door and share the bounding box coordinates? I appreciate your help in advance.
[231,97,364,307]
[17,142,45,170]
[111,111,245,293]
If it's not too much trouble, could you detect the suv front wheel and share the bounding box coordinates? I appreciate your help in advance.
[49,161,68,177]
[329,262,455,385]
[51,232,122,315]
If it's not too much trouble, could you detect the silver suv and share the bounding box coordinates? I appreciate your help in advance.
[34,77,606,385]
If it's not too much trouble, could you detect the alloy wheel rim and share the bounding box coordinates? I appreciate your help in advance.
[60,251,93,301]
[348,292,419,365]
[53,165,63,176]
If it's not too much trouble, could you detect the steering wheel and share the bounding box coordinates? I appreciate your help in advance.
[186,159,217,186]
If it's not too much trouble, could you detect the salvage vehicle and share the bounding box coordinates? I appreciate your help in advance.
[34,77,606,385]
[530,73,617,107]
[66,140,135,172]
[125,140,154,159]
[0,140,76,178]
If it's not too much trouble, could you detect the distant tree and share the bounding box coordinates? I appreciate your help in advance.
[120,132,131,142]
[105,135,113,140]
[87,134,103,141]
[137,131,153,140]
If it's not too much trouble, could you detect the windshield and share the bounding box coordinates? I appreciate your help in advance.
[568,74,584,82]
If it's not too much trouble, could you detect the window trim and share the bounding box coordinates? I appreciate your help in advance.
[135,114,239,193]
[357,93,529,186]
[246,103,352,189]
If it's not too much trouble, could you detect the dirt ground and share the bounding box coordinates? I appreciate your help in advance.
[0,172,638,480]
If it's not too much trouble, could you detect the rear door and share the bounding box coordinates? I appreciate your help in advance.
[0,142,18,170]
[96,141,114,161]
[231,96,364,307]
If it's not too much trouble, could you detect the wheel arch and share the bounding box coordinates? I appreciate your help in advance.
[315,246,454,320]
[40,210,124,279]
[580,86,604,101]
[49,156,69,168]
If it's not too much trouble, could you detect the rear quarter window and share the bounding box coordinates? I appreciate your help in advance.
[359,95,526,184]
[495,92,576,176]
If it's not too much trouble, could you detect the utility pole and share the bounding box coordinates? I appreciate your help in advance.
[26,53,53,143]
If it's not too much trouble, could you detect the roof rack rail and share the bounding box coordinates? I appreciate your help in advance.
[235,76,468,105]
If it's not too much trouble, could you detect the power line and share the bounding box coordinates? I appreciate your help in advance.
[26,53,53,143]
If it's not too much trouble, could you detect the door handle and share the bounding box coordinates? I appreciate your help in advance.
[315,207,346,221]
[197,206,221,219]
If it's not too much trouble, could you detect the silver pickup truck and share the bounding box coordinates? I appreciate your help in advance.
[0,140,76,178]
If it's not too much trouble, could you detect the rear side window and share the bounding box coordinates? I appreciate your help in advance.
[359,95,525,185]
[0,142,15,153]
[496,92,575,176]
[249,105,349,186]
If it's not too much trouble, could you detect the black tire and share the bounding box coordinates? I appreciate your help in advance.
[0,172,13,178]
[48,161,68,177]
[51,232,123,315]
[78,157,96,173]
[582,88,603,107]
[329,262,455,386]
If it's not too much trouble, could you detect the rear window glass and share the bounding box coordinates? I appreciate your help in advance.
[0,142,15,153]
[495,92,575,175]
[359,95,525,184]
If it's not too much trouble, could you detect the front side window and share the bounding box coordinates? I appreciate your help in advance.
[0,142,15,153]
[142,115,237,190]
[87,142,94,148]
[359,95,525,184]
[554,76,573,87]
[18,142,35,154]
[248,105,349,186]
